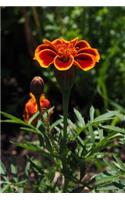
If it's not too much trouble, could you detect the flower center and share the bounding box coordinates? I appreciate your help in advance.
[54,41,77,58]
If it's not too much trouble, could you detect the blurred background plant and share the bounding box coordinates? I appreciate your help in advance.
[1,7,125,192]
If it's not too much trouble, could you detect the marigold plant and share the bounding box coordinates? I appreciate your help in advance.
[34,38,100,152]
[1,37,125,193]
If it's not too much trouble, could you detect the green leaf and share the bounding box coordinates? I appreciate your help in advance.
[98,129,104,140]
[24,162,31,177]
[11,141,52,159]
[86,133,122,159]
[88,124,95,144]
[0,111,50,139]
[0,119,22,124]
[0,111,27,126]
[96,174,125,186]
[74,108,85,127]
[10,164,17,175]
[94,111,120,123]
[95,185,122,192]
[101,125,125,134]
[27,157,44,174]
[110,101,125,114]
[10,164,18,182]
[104,159,119,172]
[0,184,10,193]
[11,141,42,152]
[36,119,43,129]
[0,160,7,175]
[113,154,125,172]
[28,111,39,125]
[50,118,63,130]
[89,106,95,122]
[20,127,42,136]
[43,106,54,119]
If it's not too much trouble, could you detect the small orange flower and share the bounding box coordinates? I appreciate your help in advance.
[23,93,51,122]
[34,38,100,71]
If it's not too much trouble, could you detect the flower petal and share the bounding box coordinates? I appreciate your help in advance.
[35,43,56,54]
[35,49,56,68]
[52,38,63,45]
[54,55,74,71]
[78,48,100,62]
[43,39,57,51]
[43,39,52,45]
[75,53,96,71]
[35,44,50,53]
[70,37,78,46]
[34,44,56,60]
[75,40,91,50]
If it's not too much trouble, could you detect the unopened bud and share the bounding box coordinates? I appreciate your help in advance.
[30,76,44,98]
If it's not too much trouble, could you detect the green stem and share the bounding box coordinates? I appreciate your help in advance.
[36,97,42,118]
[36,96,54,155]
[55,68,76,192]
[62,89,70,139]
[62,89,70,192]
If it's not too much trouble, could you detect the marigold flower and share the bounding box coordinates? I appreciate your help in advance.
[34,38,100,71]
[23,93,51,122]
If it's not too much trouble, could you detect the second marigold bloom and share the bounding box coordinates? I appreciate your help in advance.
[34,38,100,71]
[23,93,51,122]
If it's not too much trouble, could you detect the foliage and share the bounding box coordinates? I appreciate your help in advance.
[1,107,125,192]
[0,160,28,193]
[93,155,125,192]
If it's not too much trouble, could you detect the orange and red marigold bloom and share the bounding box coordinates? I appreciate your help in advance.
[34,38,100,71]
[23,93,51,122]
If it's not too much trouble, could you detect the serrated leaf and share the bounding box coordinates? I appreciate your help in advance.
[74,108,85,127]
[27,157,44,174]
[10,164,18,182]
[85,133,122,159]
[24,162,30,176]
[95,185,121,192]
[10,164,17,175]
[113,154,125,172]
[110,101,125,114]
[68,119,76,129]
[0,160,7,175]
[0,184,10,193]
[101,125,125,134]
[94,111,120,123]
[89,106,95,121]
[0,111,27,125]
[20,127,42,135]
[28,111,39,125]
[104,159,119,172]
[96,174,125,186]
[12,141,42,152]
[50,118,63,130]
[98,129,104,140]
[36,119,43,129]
[43,106,54,119]
[88,124,95,143]
[0,111,37,133]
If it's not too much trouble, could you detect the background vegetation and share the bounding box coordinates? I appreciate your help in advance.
[1,7,125,192]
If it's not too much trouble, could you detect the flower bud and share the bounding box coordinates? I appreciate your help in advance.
[30,76,44,98]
